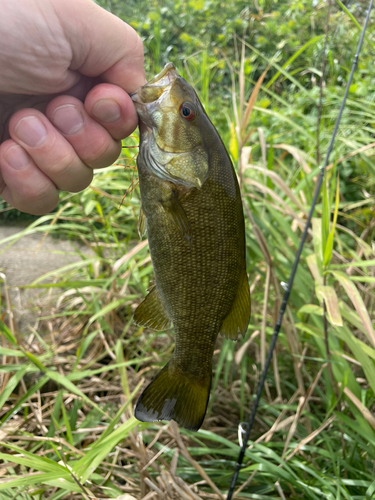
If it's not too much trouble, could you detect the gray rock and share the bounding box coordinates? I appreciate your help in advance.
[0,224,92,333]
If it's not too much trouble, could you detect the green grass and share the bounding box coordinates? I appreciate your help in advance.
[1,1,375,498]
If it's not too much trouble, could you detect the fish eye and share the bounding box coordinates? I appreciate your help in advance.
[179,102,196,122]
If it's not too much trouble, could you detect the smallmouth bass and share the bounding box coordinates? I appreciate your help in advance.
[131,63,250,431]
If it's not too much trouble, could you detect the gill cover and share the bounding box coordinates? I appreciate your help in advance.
[131,63,209,189]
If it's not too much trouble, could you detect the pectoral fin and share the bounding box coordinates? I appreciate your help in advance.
[220,270,251,340]
[133,285,171,331]
[138,207,147,239]
[163,192,192,246]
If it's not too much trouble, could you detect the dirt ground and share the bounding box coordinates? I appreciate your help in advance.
[0,224,92,333]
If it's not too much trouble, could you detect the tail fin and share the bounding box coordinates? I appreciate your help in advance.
[135,360,211,431]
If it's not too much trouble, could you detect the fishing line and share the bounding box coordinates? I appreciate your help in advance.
[226,2,374,498]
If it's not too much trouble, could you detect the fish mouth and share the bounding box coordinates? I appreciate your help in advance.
[130,63,178,105]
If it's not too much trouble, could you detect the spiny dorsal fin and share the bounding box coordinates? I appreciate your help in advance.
[133,285,171,331]
[220,270,250,340]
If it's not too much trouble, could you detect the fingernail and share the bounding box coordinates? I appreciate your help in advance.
[5,145,31,170]
[14,116,47,147]
[92,99,121,123]
[51,105,84,135]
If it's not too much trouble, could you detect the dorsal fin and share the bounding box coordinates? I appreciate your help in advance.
[220,270,250,340]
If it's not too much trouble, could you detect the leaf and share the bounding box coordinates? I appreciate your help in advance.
[306,254,323,285]
[347,276,375,283]
[330,259,375,268]
[311,218,323,272]
[73,417,141,482]
[323,174,340,266]
[45,370,106,416]
[0,444,68,473]
[321,178,330,259]
[24,351,47,372]
[0,376,49,425]
[265,35,325,89]
[336,324,375,394]
[189,0,205,10]
[83,298,133,336]
[331,271,375,347]
[0,366,28,411]
[0,472,79,492]
[297,304,324,317]
[0,319,17,346]
[316,286,343,326]
[229,122,238,160]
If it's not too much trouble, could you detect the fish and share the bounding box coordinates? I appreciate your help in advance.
[131,63,250,431]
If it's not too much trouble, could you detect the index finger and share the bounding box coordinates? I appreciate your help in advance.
[55,0,145,93]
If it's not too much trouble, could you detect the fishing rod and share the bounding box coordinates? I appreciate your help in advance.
[226,1,374,498]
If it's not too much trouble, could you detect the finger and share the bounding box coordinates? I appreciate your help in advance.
[8,109,93,192]
[55,0,145,93]
[0,140,59,215]
[84,83,138,141]
[46,95,122,169]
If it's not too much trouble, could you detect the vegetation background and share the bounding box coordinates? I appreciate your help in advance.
[0,0,375,498]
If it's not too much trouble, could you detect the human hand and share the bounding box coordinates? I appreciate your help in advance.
[0,0,144,215]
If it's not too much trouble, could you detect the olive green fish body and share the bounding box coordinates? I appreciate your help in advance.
[132,64,250,430]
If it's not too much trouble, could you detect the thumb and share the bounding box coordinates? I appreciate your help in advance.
[55,0,145,93]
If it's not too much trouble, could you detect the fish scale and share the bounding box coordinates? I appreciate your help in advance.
[131,63,250,430]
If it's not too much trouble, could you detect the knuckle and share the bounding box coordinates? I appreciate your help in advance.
[85,139,121,168]
[49,148,92,191]
[16,182,57,215]
[51,148,78,176]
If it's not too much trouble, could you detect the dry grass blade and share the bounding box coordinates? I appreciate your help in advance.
[143,477,164,496]
[239,146,251,186]
[0,272,16,339]
[169,422,224,500]
[244,180,306,228]
[261,266,271,371]
[235,330,260,365]
[331,271,375,347]
[282,396,305,458]
[342,385,375,431]
[241,67,270,144]
[274,480,287,500]
[285,307,305,398]
[245,164,305,212]
[273,144,312,174]
[140,439,174,473]
[113,239,149,273]
[232,470,258,499]
[242,201,272,265]
[316,286,343,326]
[326,141,375,171]
[141,492,158,500]
[167,470,203,500]
[285,416,336,461]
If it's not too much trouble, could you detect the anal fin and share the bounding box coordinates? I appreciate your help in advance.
[133,285,171,331]
[220,270,250,340]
